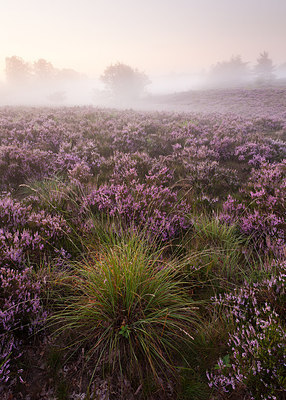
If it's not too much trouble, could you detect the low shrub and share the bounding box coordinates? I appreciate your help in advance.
[207,262,286,399]
[84,182,191,241]
[0,267,47,384]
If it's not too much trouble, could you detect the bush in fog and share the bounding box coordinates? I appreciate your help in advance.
[208,55,250,87]
[254,51,276,84]
[5,56,32,85]
[100,62,150,101]
[33,58,56,82]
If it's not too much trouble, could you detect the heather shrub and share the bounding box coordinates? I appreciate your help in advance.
[84,181,191,241]
[109,122,150,153]
[0,145,56,190]
[0,267,47,384]
[234,141,274,166]
[68,161,92,185]
[207,263,286,399]
[0,195,70,267]
[220,160,286,256]
[116,151,153,182]
[180,159,239,206]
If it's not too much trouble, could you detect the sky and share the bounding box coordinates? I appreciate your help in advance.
[0,0,286,81]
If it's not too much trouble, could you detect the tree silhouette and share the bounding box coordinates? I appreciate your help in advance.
[254,52,275,82]
[101,63,150,100]
[33,59,56,81]
[209,56,249,87]
[5,56,31,84]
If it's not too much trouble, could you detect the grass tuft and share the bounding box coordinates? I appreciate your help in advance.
[50,233,200,388]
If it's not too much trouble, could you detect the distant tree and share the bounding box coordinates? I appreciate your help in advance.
[101,63,150,100]
[254,52,275,82]
[5,56,32,84]
[33,58,56,81]
[209,55,250,87]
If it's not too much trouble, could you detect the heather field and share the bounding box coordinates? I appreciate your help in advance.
[0,88,285,399]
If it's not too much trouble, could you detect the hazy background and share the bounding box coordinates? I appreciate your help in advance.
[0,0,286,104]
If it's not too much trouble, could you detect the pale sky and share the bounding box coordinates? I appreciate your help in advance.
[0,0,286,80]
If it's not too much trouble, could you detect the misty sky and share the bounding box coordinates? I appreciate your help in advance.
[0,0,286,80]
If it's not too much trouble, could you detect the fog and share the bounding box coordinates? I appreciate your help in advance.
[0,74,206,107]
[0,78,101,107]
[1,51,286,110]
[1,0,285,109]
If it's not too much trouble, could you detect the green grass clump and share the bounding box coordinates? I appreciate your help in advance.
[51,233,200,389]
[183,214,250,290]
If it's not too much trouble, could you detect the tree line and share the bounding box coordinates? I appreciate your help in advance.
[2,52,286,102]
[208,51,281,87]
[5,56,81,84]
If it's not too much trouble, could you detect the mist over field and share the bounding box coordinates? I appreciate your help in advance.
[0,0,286,108]
[1,59,286,109]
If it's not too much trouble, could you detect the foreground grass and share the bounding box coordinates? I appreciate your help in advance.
[48,232,201,395]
